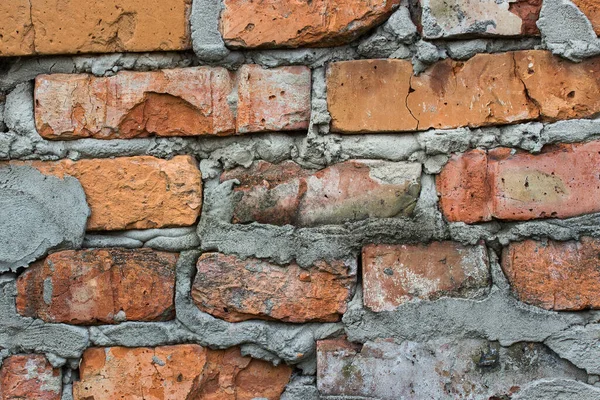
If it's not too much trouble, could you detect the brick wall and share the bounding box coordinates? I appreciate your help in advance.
[2,0,600,399]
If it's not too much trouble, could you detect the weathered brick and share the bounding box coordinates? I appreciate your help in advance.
[192,253,356,323]
[420,0,541,38]
[514,50,600,121]
[327,59,418,133]
[502,238,600,310]
[572,0,600,35]
[35,66,311,139]
[12,155,202,230]
[362,242,490,312]
[35,68,235,140]
[222,160,421,227]
[437,141,600,223]
[317,338,586,399]
[0,0,191,57]
[0,2,34,57]
[328,50,600,133]
[236,65,311,133]
[221,0,399,48]
[16,248,177,325]
[73,345,292,400]
[0,355,61,400]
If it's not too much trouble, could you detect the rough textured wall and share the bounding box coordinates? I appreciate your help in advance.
[2,0,600,399]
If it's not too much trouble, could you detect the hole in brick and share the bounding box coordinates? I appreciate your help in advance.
[567,91,575,98]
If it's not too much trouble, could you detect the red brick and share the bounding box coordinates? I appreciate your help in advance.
[0,355,61,400]
[362,242,490,311]
[35,68,235,140]
[328,50,600,133]
[34,66,312,140]
[502,238,600,310]
[236,65,311,133]
[221,0,399,48]
[437,141,600,223]
[0,0,191,56]
[16,248,177,325]
[221,160,421,226]
[192,253,356,323]
[73,345,292,400]
[12,155,202,231]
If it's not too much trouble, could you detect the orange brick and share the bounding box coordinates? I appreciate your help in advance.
[12,155,202,231]
[221,0,399,48]
[73,345,291,400]
[0,0,191,56]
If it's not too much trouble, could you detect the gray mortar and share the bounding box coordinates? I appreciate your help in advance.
[199,173,447,266]
[343,252,600,346]
[190,0,230,62]
[61,384,74,400]
[175,251,343,372]
[281,375,320,400]
[545,324,600,375]
[0,275,89,359]
[83,226,201,251]
[89,321,201,347]
[442,37,542,60]
[0,165,89,271]
[538,0,600,61]
[357,7,418,58]
[513,379,600,399]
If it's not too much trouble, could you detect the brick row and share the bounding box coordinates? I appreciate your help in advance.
[328,50,600,133]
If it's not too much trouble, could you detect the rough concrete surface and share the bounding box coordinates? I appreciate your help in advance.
[0,165,89,271]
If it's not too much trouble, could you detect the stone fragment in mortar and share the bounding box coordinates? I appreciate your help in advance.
[317,338,586,399]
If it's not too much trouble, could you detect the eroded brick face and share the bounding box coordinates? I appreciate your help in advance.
[73,345,292,400]
[16,248,178,325]
[222,160,422,226]
[437,141,600,223]
[502,238,600,310]
[11,155,202,231]
[420,0,541,38]
[35,68,236,140]
[0,0,191,56]
[317,338,586,399]
[192,253,356,323]
[0,355,62,400]
[220,0,399,48]
[34,66,311,140]
[362,242,490,311]
[328,50,600,133]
